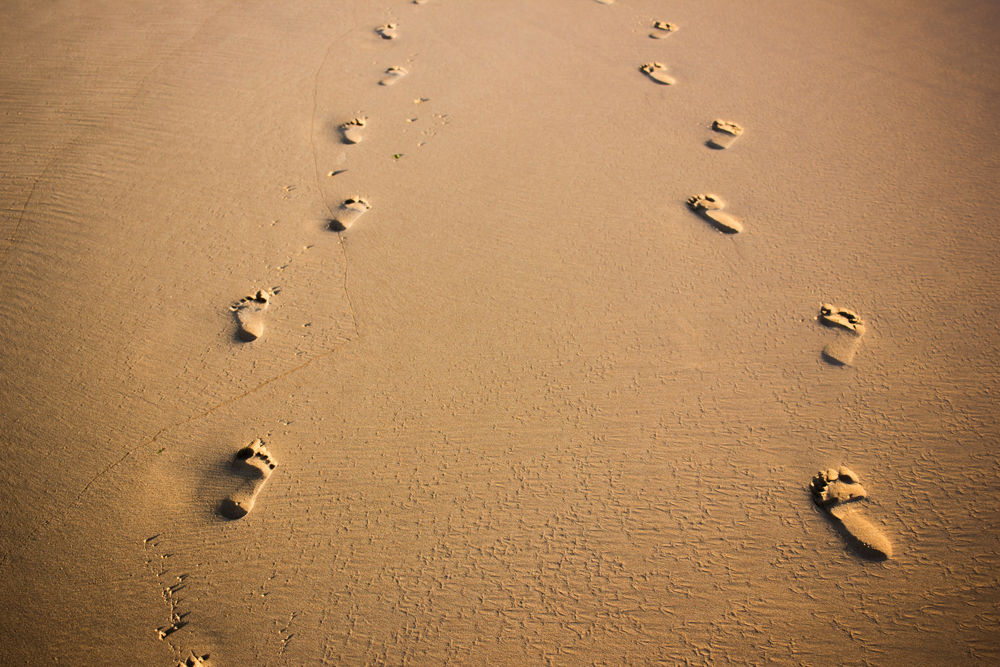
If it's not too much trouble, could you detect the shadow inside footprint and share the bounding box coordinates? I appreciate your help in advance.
[219,439,278,520]
[810,466,892,560]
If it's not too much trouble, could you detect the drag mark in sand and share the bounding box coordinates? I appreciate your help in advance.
[811,467,893,560]
[686,193,743,233]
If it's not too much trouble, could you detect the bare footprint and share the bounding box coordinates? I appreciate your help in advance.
[330,197,371,232]
[708,119,744,149]
[339,117,367,144]
[810,466,893,560]
[379,66,408,86]
[376,24,398,40]
[178,652,211,667]
[641,62,675,85]
[219,439,277,520]
[230,289,276,342]
[686,193,743,234]
[818,303,866,365]
[650,21,678,39]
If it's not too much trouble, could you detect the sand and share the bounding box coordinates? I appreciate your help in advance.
[1,0,999,665]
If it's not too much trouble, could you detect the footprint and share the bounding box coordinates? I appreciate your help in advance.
[379,66,408,86]
[810,466,893,560]
[594,0,615,4]
[708,119,744,149]
[178,652,211,667]
[329,197,371,232]
[650,21,678,39]
[414,0,429,4]
[219,439,277,520]
[230,289,275,342]
[640,62,675,85]
[376,24,398,40]
[339,117,367,145]
[686,194,743,234]
[818,303,866,365]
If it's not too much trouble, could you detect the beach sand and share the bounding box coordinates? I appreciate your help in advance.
[2,0,999,664]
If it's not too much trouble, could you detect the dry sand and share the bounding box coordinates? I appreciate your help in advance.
[2,0,999,665]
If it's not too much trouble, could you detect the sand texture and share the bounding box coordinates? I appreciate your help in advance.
[2,1,1000,665]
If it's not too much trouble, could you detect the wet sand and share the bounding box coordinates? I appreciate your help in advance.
[2,1,999,665]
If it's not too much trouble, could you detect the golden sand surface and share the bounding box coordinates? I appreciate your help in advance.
[1,1,999,665]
